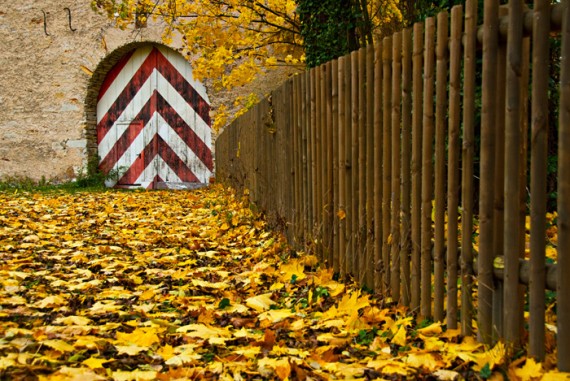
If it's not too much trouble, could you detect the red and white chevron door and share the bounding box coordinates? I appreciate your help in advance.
[97,45,213,189]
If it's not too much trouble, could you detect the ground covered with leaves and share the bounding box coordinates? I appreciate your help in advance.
[0,185,567,380]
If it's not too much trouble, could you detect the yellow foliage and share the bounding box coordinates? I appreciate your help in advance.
[91,0,404,130]
[0,186,562,379]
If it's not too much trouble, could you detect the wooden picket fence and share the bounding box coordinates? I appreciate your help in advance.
[216,0,570,370]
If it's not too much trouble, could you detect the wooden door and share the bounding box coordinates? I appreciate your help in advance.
[96,45,213,189]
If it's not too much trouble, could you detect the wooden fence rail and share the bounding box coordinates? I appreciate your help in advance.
[215,0,570,370]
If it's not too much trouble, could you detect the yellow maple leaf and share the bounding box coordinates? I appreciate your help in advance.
[115,328,160,348]
[542,371,570,380]
[246,293,276,312]
[258,309,295,323]
[270,282,285,291]
[36,295,67,308]
[54,315,92,326]
[514,358,544,381]
[417,322,443,336]
[112,370,157,381]
[391,325,407,347]
[139,289,155,301]
[42,339,75,353]
[234,346,261,359]
[474,341,506,372]
[115,345,147,356]
[0,356,16,370]
[165,352,202,366]
[337,209,346,220]
[279,259,307,283]
[176,323,231,339]
[157,344,175,361]
[337,291,370,313]
[405,352,440,372]
[257,357,290,380]
[191,279,229,289]
[367,359,410,376]
[82,356,108,369]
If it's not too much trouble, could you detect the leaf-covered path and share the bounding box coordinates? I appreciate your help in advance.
[0,185,565,380]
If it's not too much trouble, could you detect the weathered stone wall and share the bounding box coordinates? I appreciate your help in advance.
[0,1,296,182]
[0,1,171,181]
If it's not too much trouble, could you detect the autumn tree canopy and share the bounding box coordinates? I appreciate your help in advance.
[91,0,402,87]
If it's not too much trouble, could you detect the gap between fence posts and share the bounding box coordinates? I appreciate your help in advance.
[557,0,570,371]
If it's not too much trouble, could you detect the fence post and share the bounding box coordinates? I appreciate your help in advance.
[358,48,367,285]
[391,32,403,303]
[434,11,449,323]
[479,0,499,345]
[504,0,524,349]
[332,59,340,273]
[529,0,550,361]
[401,28,413,307]
[351,50,360,275]
[461,0,477,337]
[447,5,463,330]
[316,66,324,259]
[338,56,347,277]
[345,54,354,276]
[382,37,393,296]
[366,44,375,288]
[322,63,333,264]
[421,17,436,319]
[374,42,384,294]
[309,69,317,245]
[300,73,309,244]
[411,22,424,312]
[292,75,301,246]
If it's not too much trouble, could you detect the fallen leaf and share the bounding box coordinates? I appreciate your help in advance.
[245,293,276,312]
[82,356,109,369]
[42,339,75,353]
[514,358,544,381]
[391,325,407,347]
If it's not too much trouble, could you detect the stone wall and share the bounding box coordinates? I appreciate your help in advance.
[0,1,297,182]
[0,1,169,181]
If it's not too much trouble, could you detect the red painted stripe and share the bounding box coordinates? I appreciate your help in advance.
[98,96,155,173]
[156,136,200,182]
[97,51,157,144]
[99,91,212,174]
[147,175,163,189]
[117,134,159,185]
[156,94,213,170]
[97,47,211,144]
[116,135,200,185]
[154,50,211,126]
[98,50,135,101]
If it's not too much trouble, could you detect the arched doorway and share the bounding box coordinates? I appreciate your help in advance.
[96,45,213,189]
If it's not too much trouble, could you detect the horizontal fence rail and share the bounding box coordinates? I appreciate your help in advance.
[216,0,570,371]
